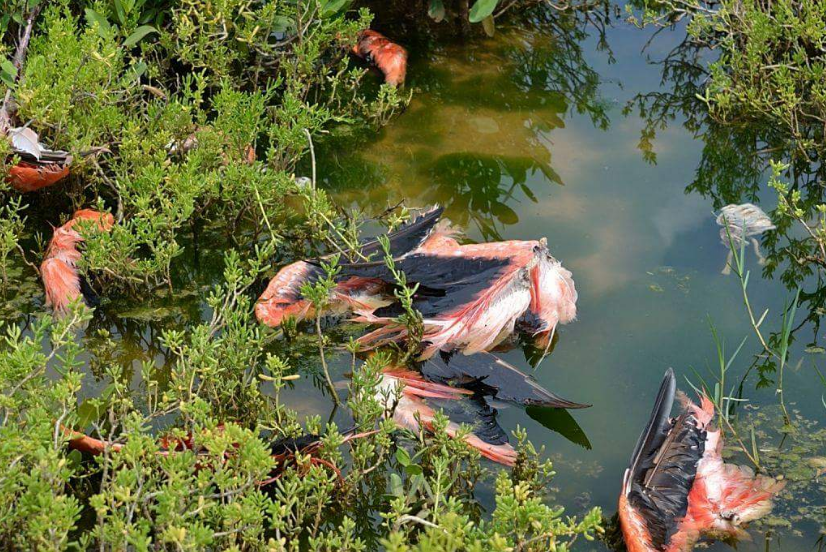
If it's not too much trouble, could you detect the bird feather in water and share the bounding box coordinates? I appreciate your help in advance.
[619,370,784,552]
[255,207,444,327]
[419,351,589,409]
[41,209,114,313]
[350,238,576,358]
[378,369,517,466]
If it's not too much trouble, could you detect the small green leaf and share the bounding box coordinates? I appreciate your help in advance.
[389,473,403,497]
[428,0,446,22]
[395,447,410,467]
[127,61,148,81]
[319,0,351,16]
[67,449,83,469]
[0,59,16,87]
[405,464,423,476]
[123,25,158,47]
[84,9,111,35]
[469,0,498,23]
[76,400,103,428]
[113,0,126,25]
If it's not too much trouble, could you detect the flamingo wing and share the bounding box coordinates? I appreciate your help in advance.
[7,161,70,192]
[621,369,706,551]
[351,206,444,262]
[420,351,589,409]
[41,257,82,312]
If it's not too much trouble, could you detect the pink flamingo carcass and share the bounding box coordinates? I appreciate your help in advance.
[352,30,408,87]
[255,207,577,359]
[619,369,784,552]
[41,209,114,313]
[377,365,518,466]
[4,127,72,192]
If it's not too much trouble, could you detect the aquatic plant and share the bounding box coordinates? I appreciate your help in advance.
[2,0,407,299]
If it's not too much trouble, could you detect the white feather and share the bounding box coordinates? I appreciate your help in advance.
[9,127,44,160]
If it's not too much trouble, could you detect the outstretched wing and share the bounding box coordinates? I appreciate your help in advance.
[353,206,444,262]
[345,252,515,318]
[428,394,509,446]
[625,369,706,550]
[420,351,589,409]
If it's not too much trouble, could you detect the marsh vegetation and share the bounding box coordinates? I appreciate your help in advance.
[1,0,825,550]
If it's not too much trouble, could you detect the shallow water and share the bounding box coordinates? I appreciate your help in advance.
[7,3,825,549]
[317,6,826,550]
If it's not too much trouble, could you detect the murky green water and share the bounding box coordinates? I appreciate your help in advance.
[7,3,825,549]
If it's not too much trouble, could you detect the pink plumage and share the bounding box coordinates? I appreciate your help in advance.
[352,30,407,86]
[619,370,784,552]
[378,367,517,466]
[41,209,113,313]
[254,208,577,359]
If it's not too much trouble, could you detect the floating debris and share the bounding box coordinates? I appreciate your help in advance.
[352,30,408,87]
[716,203,775,275]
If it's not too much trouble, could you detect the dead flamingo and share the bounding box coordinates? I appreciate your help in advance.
[352,30,408,87]
[716,203,775,275]
[41,209,114,313]
[619,369,784,552]
[256,207,577,359]
[350,230,577,359]
[4,126,73,192]
[64,424,372,487]
[377,366,518,466]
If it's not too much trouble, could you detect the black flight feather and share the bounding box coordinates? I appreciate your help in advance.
[428,395,509,446]
[342,253,513,317]
[330,206,444,264]
[420,351,589,409]
[626,369,706,550]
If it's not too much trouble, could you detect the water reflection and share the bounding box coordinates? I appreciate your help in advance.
[319,7,611,239]
[628,26,826,380]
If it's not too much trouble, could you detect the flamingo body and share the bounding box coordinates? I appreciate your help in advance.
[41,209,114,313]
[4,127,73,192]
[256,207,577,358]
[7,160,71,192]
[619,370,783,551]
[378,368,517,466]
[352,234,577,358]
[353,30,408,86]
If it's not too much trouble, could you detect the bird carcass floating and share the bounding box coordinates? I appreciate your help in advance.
[715,203,775,275]
[369,351,589,466]
[41,209,114,313]
[255,207,578,358]
[4,126,73,192]
[619,369,784,552]
[351,30,407,87]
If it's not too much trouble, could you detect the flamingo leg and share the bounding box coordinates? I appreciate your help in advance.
[721,250,733,275]
[751,238,767,265]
